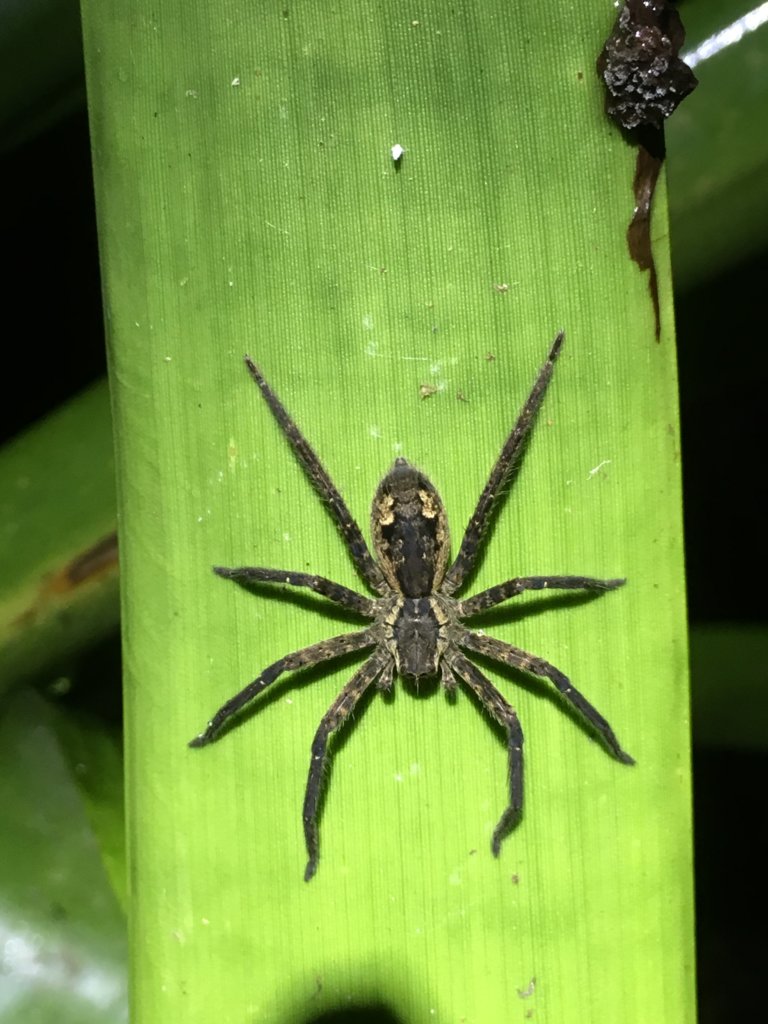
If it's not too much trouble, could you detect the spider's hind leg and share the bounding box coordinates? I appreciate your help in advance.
[442,332,564,595]
[243,358,386,594]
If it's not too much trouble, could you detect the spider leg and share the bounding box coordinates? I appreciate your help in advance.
[442,332,564,595]
[244,358,386,594]
[189,629,376,747]
[458,630,634,764]
[445,648,524,856]
[213,566,377,617]
[303,651,389,881]
[458,575,625,618]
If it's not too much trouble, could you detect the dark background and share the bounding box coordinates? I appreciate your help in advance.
[1,108,765,1023]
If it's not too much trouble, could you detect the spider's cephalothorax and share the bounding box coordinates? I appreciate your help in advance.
[191,333,634,881]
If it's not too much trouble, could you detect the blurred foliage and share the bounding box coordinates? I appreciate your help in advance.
[0,688,126,1023]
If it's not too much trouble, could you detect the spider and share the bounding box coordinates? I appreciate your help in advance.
[190,332,634,880]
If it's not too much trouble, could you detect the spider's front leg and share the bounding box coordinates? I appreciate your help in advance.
[446,648,525,855]
[189,629,376,747]
[303,652,390,881]
[459,630,634,764]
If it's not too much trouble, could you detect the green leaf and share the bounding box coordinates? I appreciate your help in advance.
[0,381,118,692]
[0,688,126,1023]
[690,625,768,750]
[667,0,768,287]
[81,2,694,1021]
[0,0,84,151]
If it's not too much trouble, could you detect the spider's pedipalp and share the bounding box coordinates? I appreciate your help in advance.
[440,658,459,695]
[446,648,524,855]
[457,575,625,618]
[442,332,564,595]
[375,658,395,693]
[244,357,387,595]
[458,630,634,764]
[213,566,378,617]
[303,651,390,881]
[189,628,377,748]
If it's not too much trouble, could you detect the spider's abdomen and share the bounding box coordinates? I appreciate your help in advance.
[371,458,451,597]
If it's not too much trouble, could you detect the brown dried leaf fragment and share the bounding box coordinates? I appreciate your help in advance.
[597,0,697,132]
[627,145,664,338]
[597,1,697,340]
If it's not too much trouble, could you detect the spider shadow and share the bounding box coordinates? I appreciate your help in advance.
[300,1003,405,1024]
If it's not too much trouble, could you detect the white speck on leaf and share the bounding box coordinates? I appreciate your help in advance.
[517,978,536,999]
[588,459,612,478]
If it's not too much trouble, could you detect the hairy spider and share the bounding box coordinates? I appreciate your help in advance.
[191,332,634,880]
